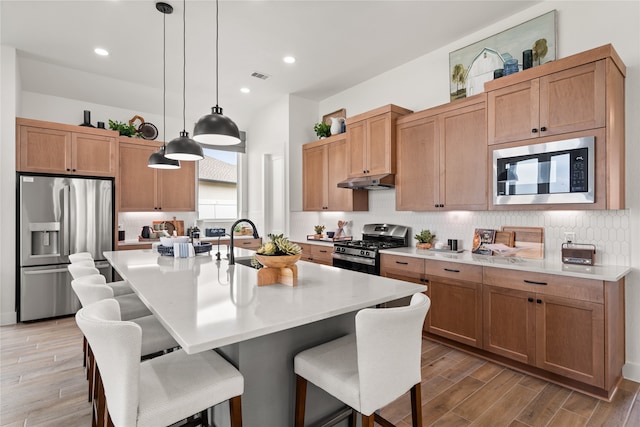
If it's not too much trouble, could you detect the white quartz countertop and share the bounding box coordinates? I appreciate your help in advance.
[104,249,426,354]
[380,247,631,282]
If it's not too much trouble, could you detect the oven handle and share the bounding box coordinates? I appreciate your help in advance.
[331,252,376,266]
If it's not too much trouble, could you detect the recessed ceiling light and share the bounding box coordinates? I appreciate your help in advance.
[240,87,250,94]
[94,48,109,56]
[283,56,296,64]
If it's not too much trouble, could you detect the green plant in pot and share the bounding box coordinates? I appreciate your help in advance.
[415,229,435,249]
[313,122,331,139]
[313,225,325,239]
[108,119,138,137]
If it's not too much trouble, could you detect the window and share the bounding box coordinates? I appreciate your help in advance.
[198,148,239,219]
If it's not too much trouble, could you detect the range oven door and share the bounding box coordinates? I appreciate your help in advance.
[332,252,378,275]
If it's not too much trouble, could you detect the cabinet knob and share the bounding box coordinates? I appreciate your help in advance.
[434,204,439,208]
[66,168,71,172]
[536,299,542,304]
[531,128,538,133]
[528,297,534,302]
[72,169,76,172]
[540,126,547,132]
[439,204,444,208]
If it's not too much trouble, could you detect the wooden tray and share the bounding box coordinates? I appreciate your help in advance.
[501,226,544,259]
[307,235,353,242]
[153,219,185,236]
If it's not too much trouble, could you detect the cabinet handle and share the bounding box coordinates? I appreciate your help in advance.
[395,261,409,265]
[528,297,534,302]
[540,126,547,132]
[536,299,542,304]
[524,279,547,286]
[319,250,328,253]
[444,268,460,273]
[531,128,538,133]
[242,242,251,245]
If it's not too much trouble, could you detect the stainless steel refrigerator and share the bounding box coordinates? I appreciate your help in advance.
[17,174,114,321]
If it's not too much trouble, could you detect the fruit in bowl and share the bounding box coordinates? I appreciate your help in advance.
[160,236,189,246]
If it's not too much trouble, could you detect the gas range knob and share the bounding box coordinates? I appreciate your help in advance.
[360,250,365,256]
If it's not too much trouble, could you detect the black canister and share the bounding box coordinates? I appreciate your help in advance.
[523,49,533,70]
[493,69,504,79]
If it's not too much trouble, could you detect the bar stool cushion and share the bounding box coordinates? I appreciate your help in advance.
[68,264,100,279]
[71,278,152,320]
[133,314,179,356]
[68,260,133,296]
[76,299,244,427]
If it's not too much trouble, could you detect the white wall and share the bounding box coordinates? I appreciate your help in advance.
[0,46,19,324]
[285,1,640,381]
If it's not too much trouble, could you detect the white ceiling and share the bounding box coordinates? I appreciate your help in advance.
[1,0,540,129]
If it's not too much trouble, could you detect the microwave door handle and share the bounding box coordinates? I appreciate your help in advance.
[62,186,70,256]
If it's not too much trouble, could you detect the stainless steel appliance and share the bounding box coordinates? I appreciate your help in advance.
[17,174,114,321]
[332,224,409,275]
[493,136,595,206]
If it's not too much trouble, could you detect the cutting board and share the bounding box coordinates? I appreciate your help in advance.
[501,226,544,259]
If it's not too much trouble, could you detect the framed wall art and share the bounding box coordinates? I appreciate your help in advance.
[449,10,557,101]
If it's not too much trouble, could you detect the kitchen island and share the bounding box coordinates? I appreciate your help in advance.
[104,248,426,426]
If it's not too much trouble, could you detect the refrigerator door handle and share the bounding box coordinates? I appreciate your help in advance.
[23,267,70,275]
[62,186,71,256]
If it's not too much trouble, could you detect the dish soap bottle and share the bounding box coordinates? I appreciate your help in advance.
[191,225,200,246]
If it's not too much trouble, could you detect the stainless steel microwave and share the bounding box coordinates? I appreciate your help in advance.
[493,136,595,205]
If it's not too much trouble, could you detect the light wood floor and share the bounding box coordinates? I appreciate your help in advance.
[1,317,639,426]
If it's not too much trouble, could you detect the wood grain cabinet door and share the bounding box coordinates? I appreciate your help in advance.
[72,133,116,177]
[488,79,539,145]
[346,120,367,177]
[157,161,196,212]
[535,294,605,387]
[302,143,328,211]
[118,142,158,211]
[366,114,393,176]
[395,115,438,211]
[483,285,536,365]
[18,126,71,173]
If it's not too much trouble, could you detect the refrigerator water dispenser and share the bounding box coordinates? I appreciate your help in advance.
[29,222,60,256]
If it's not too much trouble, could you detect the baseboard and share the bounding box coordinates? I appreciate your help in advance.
[1,310,17,325]
[623,362,640,383]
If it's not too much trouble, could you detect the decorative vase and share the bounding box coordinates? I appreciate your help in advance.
[416,242,432,249]
[330,117,345,135]
[255,253,301,268]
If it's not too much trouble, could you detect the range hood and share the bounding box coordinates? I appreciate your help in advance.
[337,174,394,190]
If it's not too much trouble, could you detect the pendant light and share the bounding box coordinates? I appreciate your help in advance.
[149,2,180,169]
[192,0,241,146]
[165,0,204,161]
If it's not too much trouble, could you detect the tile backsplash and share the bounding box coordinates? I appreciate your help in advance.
[289,190,630,266]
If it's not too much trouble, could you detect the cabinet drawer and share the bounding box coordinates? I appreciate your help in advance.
[310,245,333,264]
[483,267,603,303]
[234,238,262,250]
[380,254,424,275]
[425,260,482,283]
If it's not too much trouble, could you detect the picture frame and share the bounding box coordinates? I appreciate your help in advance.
[322,108,346,126]
[449,10,557,101]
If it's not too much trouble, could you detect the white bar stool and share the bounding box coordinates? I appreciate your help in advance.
[294,293,430,427]
[76,299,244,427]
[68,263,133,297]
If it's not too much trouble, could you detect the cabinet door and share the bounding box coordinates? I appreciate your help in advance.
[72,133,116,177]
[440,102,487,210]
[327,138,351,210]
[483,285,536,364]
[346,120,367,177]
[366,114,393,175]
[118,143,158,211]
[309,245,333,265]
[539,61,606,137]
[302,144,327,211]
[396,116,439,211]
[536,294,604,387]
[157,160,196,211]
[18,126,71,173]
[488,79,540,145]
[426,276,483,348]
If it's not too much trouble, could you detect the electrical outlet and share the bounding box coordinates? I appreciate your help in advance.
[564,232,576,243]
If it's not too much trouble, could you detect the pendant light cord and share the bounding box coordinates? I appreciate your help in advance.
[215,0,219,107]
[182,0,187,132]
[163,11,167,147]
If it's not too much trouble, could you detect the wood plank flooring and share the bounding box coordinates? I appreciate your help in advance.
[1,317,639,426]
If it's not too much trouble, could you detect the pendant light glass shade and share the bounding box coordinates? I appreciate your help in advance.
[193,0,240,146]
[165,0,204,161]
[193,106,240,146]
[148,145,180,169]
[166,130,204,160]
[148,2,181,169]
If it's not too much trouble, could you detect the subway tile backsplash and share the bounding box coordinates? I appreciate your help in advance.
[290,190,630,266]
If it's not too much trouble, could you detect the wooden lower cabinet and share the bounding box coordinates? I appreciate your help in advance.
[424,260,483,348]
[294,242,333,265]
[380,254,425,285]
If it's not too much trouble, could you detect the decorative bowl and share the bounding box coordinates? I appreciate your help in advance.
[160,236,189,246]
[255,253,301,268]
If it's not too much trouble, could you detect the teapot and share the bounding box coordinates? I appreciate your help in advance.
[330,117,346,135]
[141,225,151,239]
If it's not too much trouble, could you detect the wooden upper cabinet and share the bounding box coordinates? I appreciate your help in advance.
[118,138,195,212]
[17,118,117,177]
[346,104,412,178]
[396,95,487,211]
[302,135,368,212]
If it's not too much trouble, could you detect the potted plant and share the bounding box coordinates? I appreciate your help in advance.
[414,229,435,249]
[313,225,325,239]
[108,119,138,137]
[313,122,331,139]
[252,234,302,268]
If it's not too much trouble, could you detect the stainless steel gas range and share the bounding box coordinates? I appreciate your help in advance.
[332,224,409,275]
